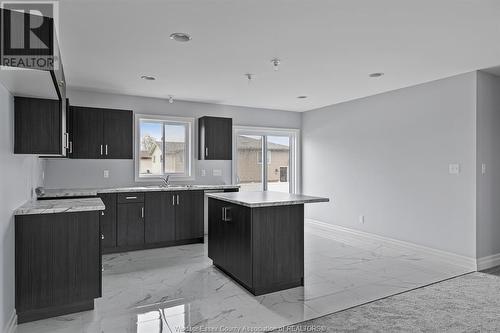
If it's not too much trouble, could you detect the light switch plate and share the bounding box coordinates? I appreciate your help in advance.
[212,169,222,176]
[201,169,206,177]
[103,170,110,178]
[482,163,486,175]
[449,164,460,175]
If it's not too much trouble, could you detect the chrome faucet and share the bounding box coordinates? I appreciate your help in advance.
[162,175,170,187]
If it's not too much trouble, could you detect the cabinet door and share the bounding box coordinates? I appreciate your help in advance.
[145,192,175,244]
[14,97,62,155]
[199,117,232,160]
[208,198,226,266]
[102,109,133,159]
[98,193,117,250]
[224,204,252,287]
[71,106,104,159]
[117,203,144,247]
[175,190,204,240]
[15,212,101,314]
[66,99,73,157]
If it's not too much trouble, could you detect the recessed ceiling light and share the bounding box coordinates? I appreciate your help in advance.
[297,95,308,99]
[140,75,156,81]
[369,72,384,78]
[271,58,281,71]
[170,32,192,42]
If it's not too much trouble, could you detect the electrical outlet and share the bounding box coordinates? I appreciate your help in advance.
[103,170,110,178]
[359,215,365,224]
[448,164,460,175]
[212,169,222,176]
[201,169,206,177]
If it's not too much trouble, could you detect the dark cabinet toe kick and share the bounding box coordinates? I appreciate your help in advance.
[17,300,94,324]
[213,263,303,296]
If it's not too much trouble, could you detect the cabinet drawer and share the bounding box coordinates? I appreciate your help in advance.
[117,193,144,204]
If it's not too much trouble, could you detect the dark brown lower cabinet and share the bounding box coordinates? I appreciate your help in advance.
[208,199,304,296]
[145,191,176,244]
[98,189,225,254]
[99,193,117,252]
[117,202,145,247]
[15,211,102,323]
[175,190,204,241]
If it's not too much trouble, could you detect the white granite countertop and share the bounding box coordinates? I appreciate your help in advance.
[15,198,105,216]
[206,191,329,208]
[37,185,240,199]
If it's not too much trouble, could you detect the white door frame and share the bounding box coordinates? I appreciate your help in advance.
[232,126,300,193]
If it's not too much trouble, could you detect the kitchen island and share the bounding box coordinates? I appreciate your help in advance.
[206,191,329,295]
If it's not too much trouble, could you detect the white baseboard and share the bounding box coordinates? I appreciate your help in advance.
[477,253,500,271]
[305,219,477,271]
[3,309,17,333]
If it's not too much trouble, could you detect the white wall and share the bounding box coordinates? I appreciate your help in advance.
[302,72,477,258]
[476,71,500,259]
[0,84,44,331]
[43,89,302,189]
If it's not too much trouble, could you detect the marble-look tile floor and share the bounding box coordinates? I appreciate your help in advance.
[15,222,472,333]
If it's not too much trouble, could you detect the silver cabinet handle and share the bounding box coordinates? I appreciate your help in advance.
[102,265,104,272]
[222,207,231,222]
[100,144,103,155]
[141,207,144,218]
[64,132,69,149]
[101,234,104,240]
[177,194,179,205]
[126,196,137,200]
[101,211,104,216]
[172,195,175,205]
[105,144,108,155]
[205,147,208,157]
[69,141,73,154]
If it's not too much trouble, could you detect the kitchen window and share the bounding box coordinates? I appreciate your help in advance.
[135,115,194,181]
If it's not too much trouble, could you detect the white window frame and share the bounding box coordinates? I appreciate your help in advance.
[232,126,300,193]
[135,114,195,182]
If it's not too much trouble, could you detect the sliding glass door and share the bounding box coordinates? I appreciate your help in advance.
[236,135,264,191]
[234,127,298,193]
[266,135,290,193]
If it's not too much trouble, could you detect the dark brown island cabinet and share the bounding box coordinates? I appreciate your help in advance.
[14,199,104,323]
[207,191,329,296]
[198,116,233,160]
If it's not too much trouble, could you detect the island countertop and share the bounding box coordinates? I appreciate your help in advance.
[14,198,105,216]
[205,191,329,208]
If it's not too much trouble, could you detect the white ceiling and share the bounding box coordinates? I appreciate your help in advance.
[59,0,500,112]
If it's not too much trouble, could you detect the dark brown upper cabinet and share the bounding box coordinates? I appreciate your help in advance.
[70,106,133,159]
[14,97,67,155]
[5,8,69,156]
[198,116,232,160]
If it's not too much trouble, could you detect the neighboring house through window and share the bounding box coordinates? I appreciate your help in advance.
[135,115,194,181]
[233,126,300,193]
